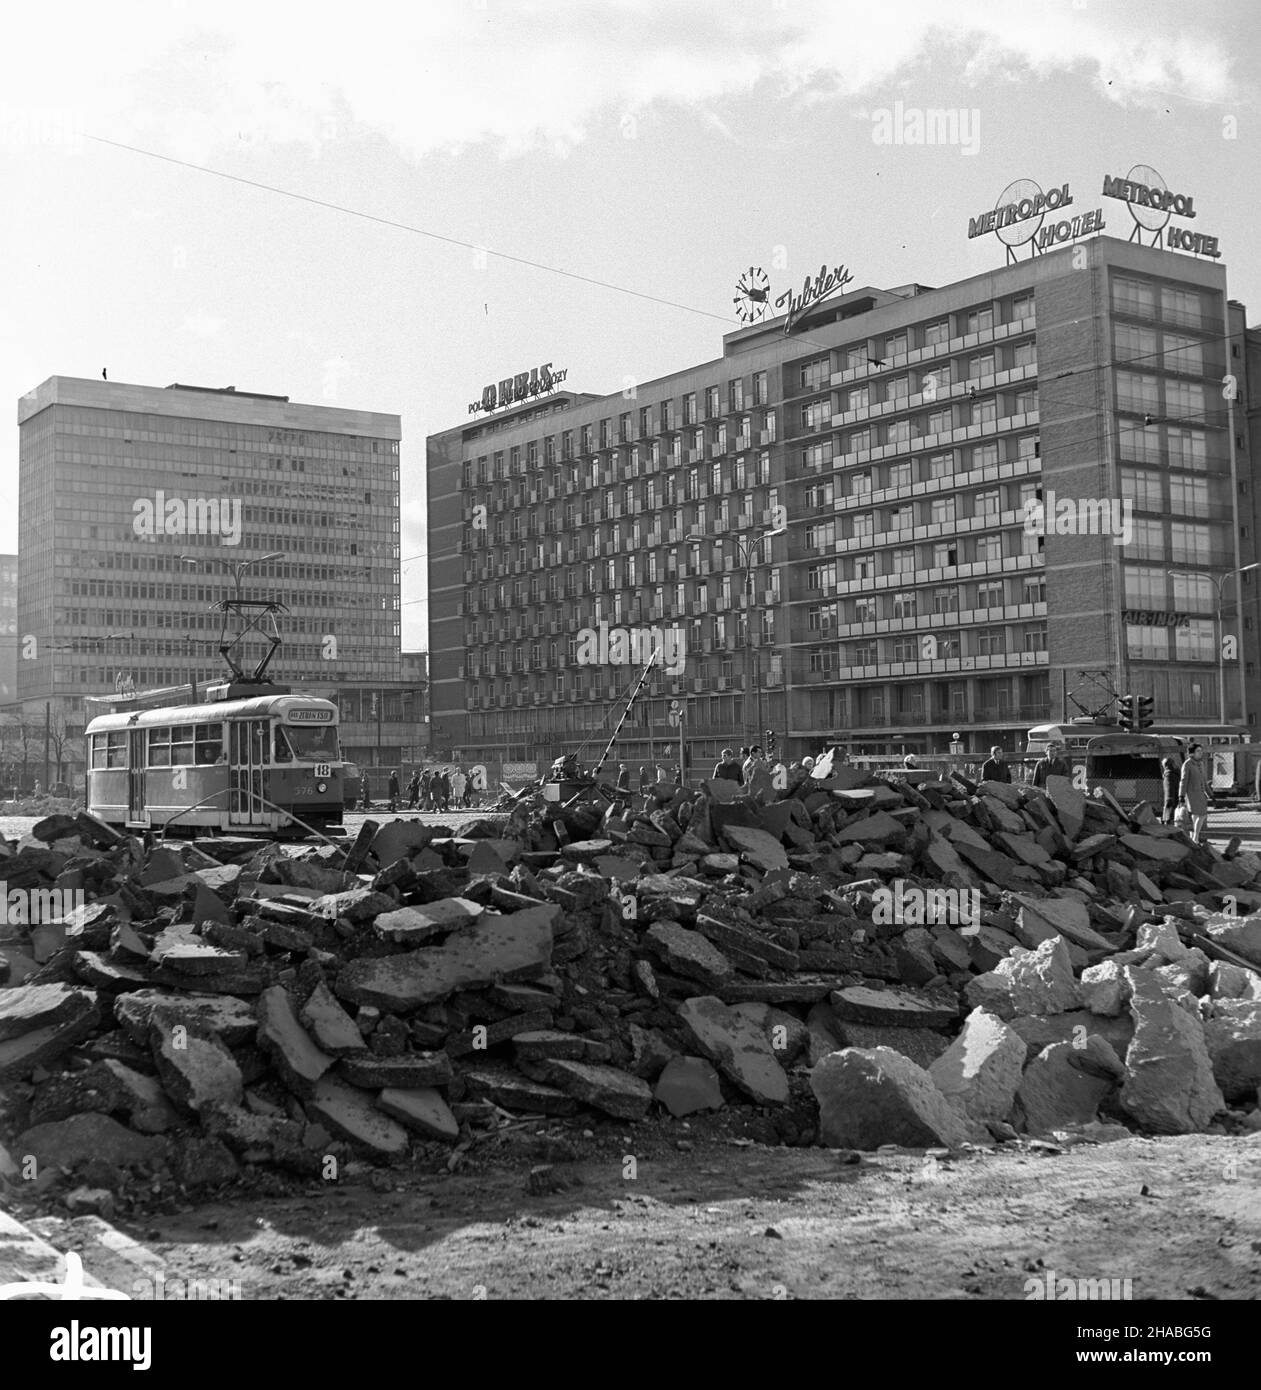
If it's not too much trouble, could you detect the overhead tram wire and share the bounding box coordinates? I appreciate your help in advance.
[84,133,734,326]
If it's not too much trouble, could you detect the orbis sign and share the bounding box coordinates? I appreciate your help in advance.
[468,363,569,416]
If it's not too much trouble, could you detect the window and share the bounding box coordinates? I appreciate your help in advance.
[924,319,949,347]
[847,428,871,454]
[1168,428,1207,469]
[887,376,910,401]
[974,488,1000,517]
[1166,380,1205,419]
[851,512,873,537]
[683,392,697,425]
[705,386,720,418]
[1127,623,1169,660]
[975,534,1002,564]
[803,401,830,431]
[933,543,958,569]
[965,306,994,333]
[932,587,957,613]
[729,379,744,412]
[1012,340,1036,369]
[1170,571,1213,609]
[850,641,877,666]
[928,452,953,479]
[799,358,829,392]
[752,371,768,406]
[892,636,916,662]
[1170,522,1212,564]
[803,442,833,472]
[969,353,995,380]
[847,385,870,411]
[805,520,837,551]
[891,590,916,619]
[808,602,840,631]
[972,443,998,470]
[843,346,866,370]
[1161,285,1203,327]
[976,581,1004,609]
[887,461,911,490]
[892,548,915,573]
[1120,469,1163,512]
[926,408,951,434]
[938,637,960,659]
[853,553,877,581]
[852,597,875,623]
[1010,293,1033,321]
[886,418,910,446]
[1125,566,1166,609]
[808,561,838,590]
[1174,618,1215,662]
[1023,575,1046,604]
[1130,519,1165,559]
[1022,627,1047,653]
[972,397,997,424]
[889,504,913,531]
[90,731,127,769]
[1112,276,1156,317]
[930,497,955,525]
[1115,323,1158,362]
[1169,475,1210,515]
[1013,387,1037,414]
[977,629,1005,656]
[850,471,872,496]
[810,646,839,674]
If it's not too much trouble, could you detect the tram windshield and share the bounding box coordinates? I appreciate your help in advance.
[275,723,340,762]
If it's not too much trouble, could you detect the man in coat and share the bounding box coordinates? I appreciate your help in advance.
[712,748,744,784]
[387,769,401,812]
[980,746,1010,783]
[406,769,421,810]
[1179,744,1211,845]
[1031,742,1071,788]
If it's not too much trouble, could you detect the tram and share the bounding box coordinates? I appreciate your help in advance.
[86,681,344,836]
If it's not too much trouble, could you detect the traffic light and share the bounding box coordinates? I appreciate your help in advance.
[1118,695,1135,732]
[1135,695,1154,730]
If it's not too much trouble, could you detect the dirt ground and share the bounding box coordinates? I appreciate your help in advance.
[16,1118,1261,1302]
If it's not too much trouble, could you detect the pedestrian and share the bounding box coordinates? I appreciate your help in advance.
[32,780,42,797]
[388,769,400,812]
[419,768,432,810]
[802,755,815,771]
[741,745,763,783]
[437,768,452,812]
[450,766,467,807]
[980,746,1010,783]
[1161,756,1180,825]
[638,763,651,793]
[1179,744,1210,845]
[360,774,372,812]
[463,770,476,807]
[616,764,631,793]
[712,747,744,784]
[1031,742,1071,788]
[903,753,921,772]
[406,769,420,810]
[656,763,670,785]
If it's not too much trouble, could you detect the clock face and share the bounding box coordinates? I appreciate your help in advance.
[733,266,770,324]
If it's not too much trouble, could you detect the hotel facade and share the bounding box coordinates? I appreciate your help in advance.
[427,236,1258,772]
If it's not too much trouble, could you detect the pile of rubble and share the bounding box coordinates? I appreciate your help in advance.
[2,764,1260,1197]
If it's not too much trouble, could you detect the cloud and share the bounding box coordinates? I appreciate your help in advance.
[3,0,1239,165]
[180,312,225,338]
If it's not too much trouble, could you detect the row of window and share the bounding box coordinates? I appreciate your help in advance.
[808,576,1046,627]
[808,627,1047,668]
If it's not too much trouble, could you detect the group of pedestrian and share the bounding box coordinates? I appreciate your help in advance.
[374,766,473,814]
[710,744,774,785]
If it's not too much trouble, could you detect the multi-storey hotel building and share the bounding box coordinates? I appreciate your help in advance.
[427,236,1257,771]
[15,378,418,779]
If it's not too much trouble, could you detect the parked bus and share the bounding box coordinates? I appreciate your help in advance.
[86,685,344,836]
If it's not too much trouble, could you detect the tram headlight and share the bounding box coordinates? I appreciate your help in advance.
[317,782,327,793]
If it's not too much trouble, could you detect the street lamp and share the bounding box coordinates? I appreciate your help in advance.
[1169,563,1258,727]
[686,525,786,744]
[179,551,286,597]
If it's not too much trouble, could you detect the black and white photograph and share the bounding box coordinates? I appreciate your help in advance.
[0,0,1258,1345]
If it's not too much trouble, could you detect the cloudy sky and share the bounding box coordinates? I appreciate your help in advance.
[1,0,1255,648]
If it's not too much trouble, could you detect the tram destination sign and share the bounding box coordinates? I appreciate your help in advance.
[287,708,334,722]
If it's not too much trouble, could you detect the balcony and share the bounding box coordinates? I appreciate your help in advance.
[759,429,775,445]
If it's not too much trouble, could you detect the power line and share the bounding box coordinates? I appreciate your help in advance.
[85,134,735,325]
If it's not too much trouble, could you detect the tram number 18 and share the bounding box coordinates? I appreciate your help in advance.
[314,764,331,778]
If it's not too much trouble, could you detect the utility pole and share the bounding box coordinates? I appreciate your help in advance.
[42,701,50,790]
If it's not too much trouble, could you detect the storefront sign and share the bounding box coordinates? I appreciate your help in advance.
[779,264,855,332]
[1102,165,1221,259]
[467,364,568,416]
[1121,609,1193,629]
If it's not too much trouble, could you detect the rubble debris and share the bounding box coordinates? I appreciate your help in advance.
[3,757,1261,1188]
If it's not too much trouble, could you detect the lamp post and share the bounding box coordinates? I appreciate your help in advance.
[686,525,785,745]
[180,551,286,598]
[1169,563,1257,727]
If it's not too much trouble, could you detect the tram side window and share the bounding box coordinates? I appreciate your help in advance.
[151,723,223,767]
[91,732,128,769]
[196,725,224,764]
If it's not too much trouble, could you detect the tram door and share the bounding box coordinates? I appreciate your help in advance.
[127,729,148,827]
[228,718,269,826]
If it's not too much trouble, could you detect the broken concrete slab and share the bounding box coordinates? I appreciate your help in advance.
[339,1052,454,1089]
[644,921,734,987]
[519,1058,652,1120]
[1119,967,1225,1134]
[16,1112,166,1174]
[829,985,958,1030]
[967,935,1081,1020]
[334,902,558,1012]
[928,1008,1026,1124]
[811,1047,976,1149]
[722,825,789,872]
[376,1087,460,1142]
[676,995,790,1104]
[1014,895,1115,952]
[298,981,366,1057]
[1079,960,1129,1017]
[461,1066,578,1116]
[149,1009,244,1114]
[255,986,334,1096]
[374,898,484,944]
[1201,1000,1261,1102]
[1013,1040,1118,1135]
[0,1003,102,1082]
[0,982,99,1041]
[305,1075,410,1156]
[115,990,256,1048]
[653,1056,725,1117]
